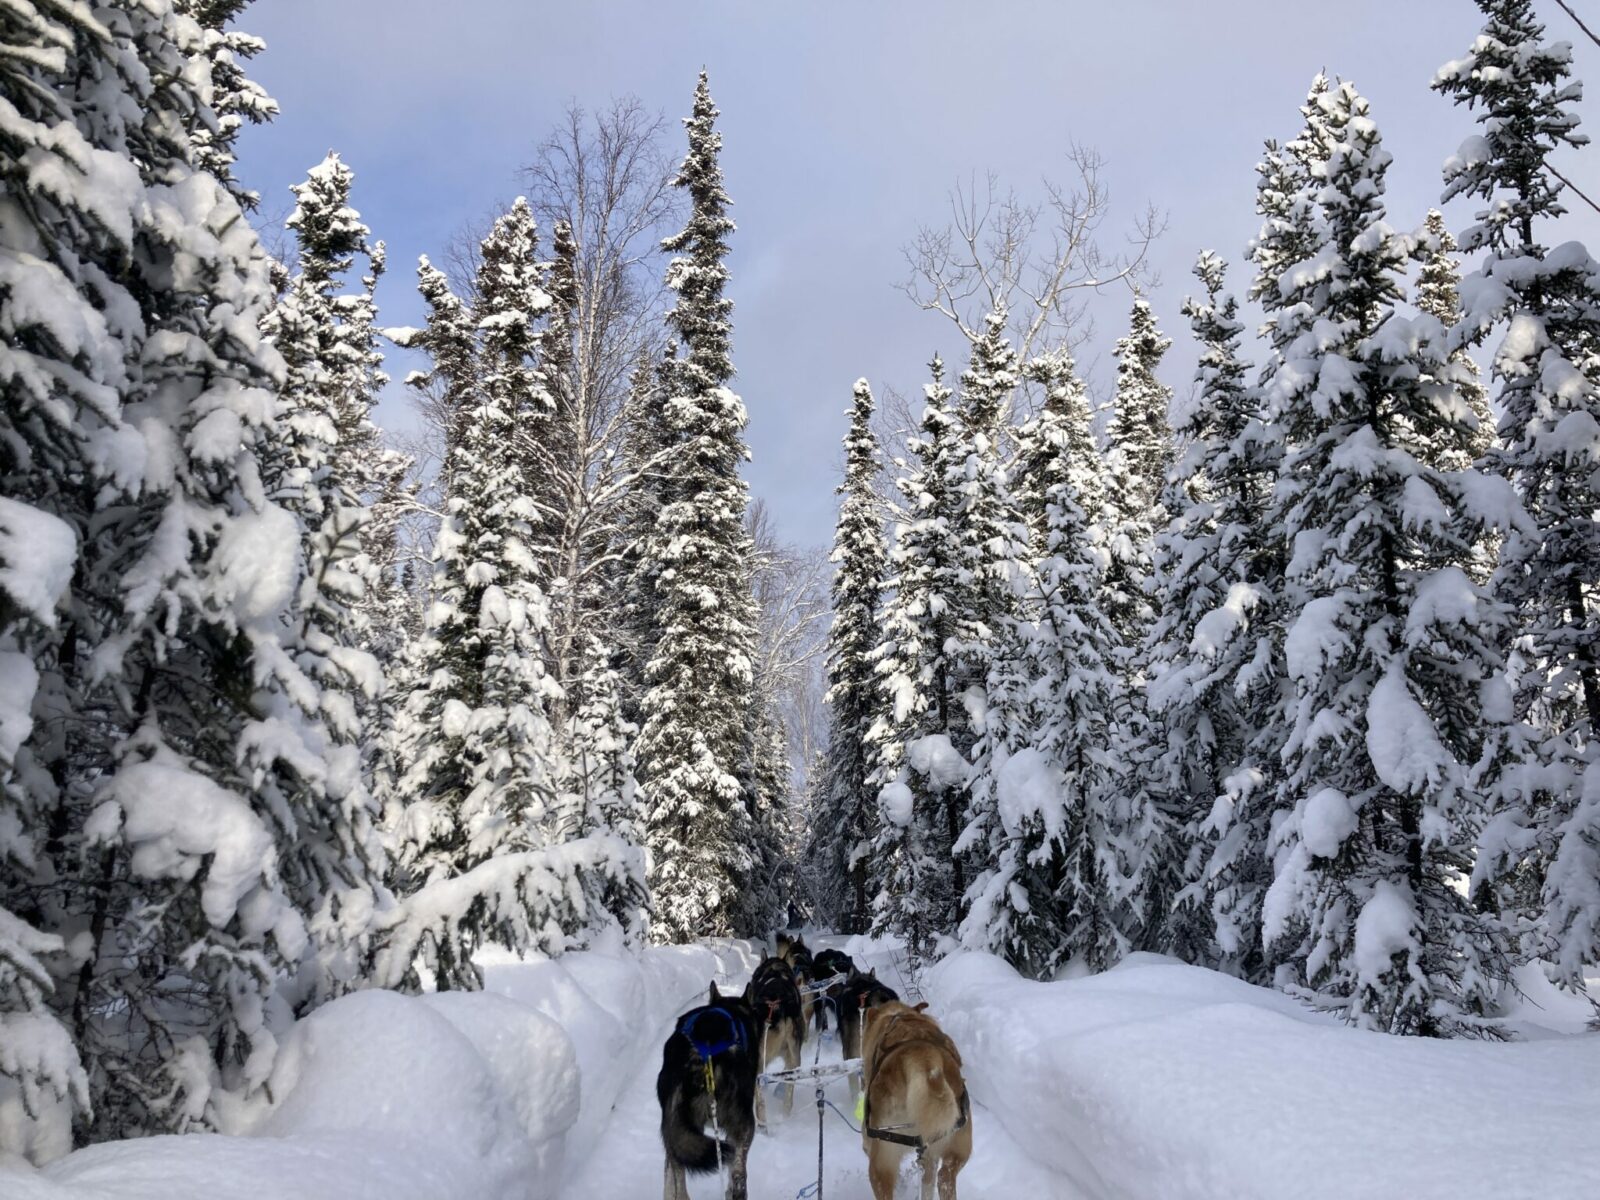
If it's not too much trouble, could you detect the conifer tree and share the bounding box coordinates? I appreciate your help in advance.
[1102,296,1173,642]
[174,1,277,209]
[816,381,888,932]
[1262,79,1520,1035]
[1100,297,1174,947]
[635,73,759,942]
[1435,0,1600,990]
[559,636,649,941]
[1415,211,1494,472]
[867,360,969,961]
[260,152,394,1009]
[960,350,1136,975]
[946,311,1031,914]
[1144,253,1281,973]
[389,204,565,986]
[0,0,375,1141]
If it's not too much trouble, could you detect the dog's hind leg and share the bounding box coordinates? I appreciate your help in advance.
[728,1136,750,1200]
[867,1146,900,1200]
[781,1035,797,1116]
[663,1156,688,1200]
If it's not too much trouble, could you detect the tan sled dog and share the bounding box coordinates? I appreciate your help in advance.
[859,1001,972,1200]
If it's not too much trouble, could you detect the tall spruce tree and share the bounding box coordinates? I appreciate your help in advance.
[1143,252,1280,970]
[1435,0,1600,992]
[1101,296,1174,948]
[260,152,393,1011]
[1415,210,1495,473]
[960,350,1135,975]
[946,310,1031,919]
[867,360,968,961]
[815,381,888,933]
[634,73,759,942]
[1262,79,1520,1035]
[388,205,565,987]
[0,0,380,1144]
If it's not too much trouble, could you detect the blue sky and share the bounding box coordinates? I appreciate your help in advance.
[236,0,1600,548]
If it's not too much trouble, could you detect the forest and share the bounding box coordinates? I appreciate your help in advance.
[2,1,1599,1196]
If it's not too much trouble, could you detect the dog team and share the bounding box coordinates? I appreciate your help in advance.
[657,934,972,1200]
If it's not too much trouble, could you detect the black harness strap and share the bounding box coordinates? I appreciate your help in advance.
[864,1087,970,1153]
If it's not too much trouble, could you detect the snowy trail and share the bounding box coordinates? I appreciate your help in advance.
[563,939,1081,1200]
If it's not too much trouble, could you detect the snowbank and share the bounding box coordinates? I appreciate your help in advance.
[927,951,1600,1200]
[1,940,765,1200]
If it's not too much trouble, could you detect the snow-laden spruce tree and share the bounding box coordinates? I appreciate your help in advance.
[0,0,390,1142]
[814,381,888,932]
[557,637,649,941]
[1262,79,1522,1036]
[174,0,276,209]
[1435,0,1600,993]
[1143,252,1282,971]
[0,0,106,1153]
[1099,296,1174,947]
[946,310,1032,910]
[634,73,759,942]
[1101,297,1173,645]
[259,153,395,1010]
[1415,210,1495,474]
[1013,355,1104,552]
[867,360,971,961]
[959,349,1139,976]
[614,356,668,722]
[387,205,583,988]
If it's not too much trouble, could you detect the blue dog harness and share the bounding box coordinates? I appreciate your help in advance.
[679,1005,746,1060]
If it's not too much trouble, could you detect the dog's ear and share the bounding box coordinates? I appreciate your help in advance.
[709,982,721,1003]
[867,968,877,980]
[913,1001,930,1013]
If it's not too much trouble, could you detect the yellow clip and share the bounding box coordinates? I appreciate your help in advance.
[703,1058,716,1095]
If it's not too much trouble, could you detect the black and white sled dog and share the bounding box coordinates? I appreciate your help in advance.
[748,956,805,1125]
[658,983,759,1200]
[837,969,899,1100]
[775,933,819,1032]
[810,947,855,1036]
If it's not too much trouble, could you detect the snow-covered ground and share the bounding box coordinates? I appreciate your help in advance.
[3,938,1595,1199]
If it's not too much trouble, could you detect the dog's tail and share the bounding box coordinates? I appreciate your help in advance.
[662,1080,733,1175]
[907,1059,961,1142]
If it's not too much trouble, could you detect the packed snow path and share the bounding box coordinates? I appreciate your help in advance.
[564,935,1078,1199]
[9,940,1596,1199]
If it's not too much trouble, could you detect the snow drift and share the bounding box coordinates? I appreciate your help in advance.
[927,951,1600,1200]
[1,940,761,1200]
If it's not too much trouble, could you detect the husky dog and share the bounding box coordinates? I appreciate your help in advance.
[809,947,855,1036]
[860,1001,972,1200]
[837,969,899,1099]
[658,983,759,1200]
[775,933,818,1032]
[748,956,805,1125]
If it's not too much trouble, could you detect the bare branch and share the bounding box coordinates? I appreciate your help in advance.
[899,143,1165,412]
[1554,0,1600,53]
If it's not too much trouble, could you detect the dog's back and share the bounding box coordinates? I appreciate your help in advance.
[860,1001,972,1200]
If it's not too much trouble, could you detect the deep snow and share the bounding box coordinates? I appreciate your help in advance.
[2,938,1594,1199]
